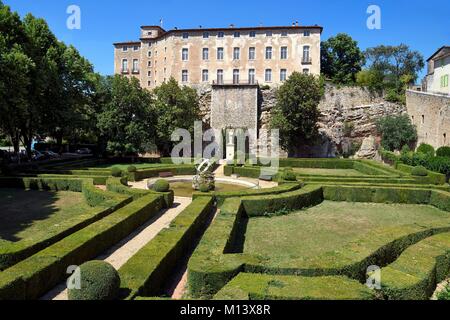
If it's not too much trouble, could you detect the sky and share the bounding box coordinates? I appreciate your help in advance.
[4,0,450,79]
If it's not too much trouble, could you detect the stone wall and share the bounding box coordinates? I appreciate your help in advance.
[406,90,450,149]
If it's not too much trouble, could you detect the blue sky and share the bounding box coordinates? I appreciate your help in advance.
[4,0,449,79]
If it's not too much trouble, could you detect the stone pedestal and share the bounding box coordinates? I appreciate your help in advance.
[226,143,235,163]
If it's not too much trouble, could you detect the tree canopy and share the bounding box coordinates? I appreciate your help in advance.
[376,114,417,151]
[271,72,324,156]
[321,33,365,85]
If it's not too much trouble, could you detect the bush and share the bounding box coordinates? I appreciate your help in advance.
[411,166,428,177]
[127,165,137,173]
[376,115,417,151]
[437,285,450,300]
[199,184,210,193]
[111,167,122,177]
[153,179,170,192]
[417,143,435,157]
[436,147,450,158]
[281,168,297,181]
[68,261,120,300]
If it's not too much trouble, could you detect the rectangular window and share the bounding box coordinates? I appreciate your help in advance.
[217,69,224,84]
[233,69,240,84]
[218,31,224,38]
[281,31,288,37]
[202,69,209,82]
[248,69,255,84]
[249,31,256,37]
[182,70,188,83]
[266,31,272,37]
[133,45,139,51]
[441,75,449,87]
[122,46,128,52]
[182,32,189,39]
[249,47,256,60]
[233,47,240,60]
[265,47,273,60]
[303,68,309,74]
[148,71,152,77]
[280,69,287,81]
[182,48,189,61]
[148,51,152,58]
[147,61,152,67]
[303,46,310,63]
[304,30,311,36]
[281,47,288,59]
[234,31,240,38]
[202,48,209,60]
[132,59,139,72]
[265,69,272,82]
[203,32,209,39]
[217,47,224,60]
[121,59,128,72]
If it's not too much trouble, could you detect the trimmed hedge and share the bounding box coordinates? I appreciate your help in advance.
[0,193,164,300]
[106,177,174,208]
[119,197,214,299]
[130,165,196,181]
[241,185,324,217]
[214,273,375,300]
[380,232,450,300]
[396,163,446,185]
[192,183,303,206]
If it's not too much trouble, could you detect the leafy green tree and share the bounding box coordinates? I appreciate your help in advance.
[97,75,156,156]
[321,33,365,85]
[364,44,424,103]
[356,69,384,92]
[271,72,324,156]
[376,115,417,151]
[154,78,201,156]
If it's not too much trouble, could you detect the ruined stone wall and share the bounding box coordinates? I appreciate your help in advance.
[406,90,450,149]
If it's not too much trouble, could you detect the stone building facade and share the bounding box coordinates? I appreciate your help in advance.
[424,46,450,95]
[114,24,322,89]
[406,90,450,149]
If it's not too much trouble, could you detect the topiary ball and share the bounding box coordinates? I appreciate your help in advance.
[67,261,120,301]
[127,165,137,173]
[153,179,170,192]
[111,167,122,177]
[417,143,435,157]
[437,146,450,158]
[199,183,210,193]
[411,165,428,177]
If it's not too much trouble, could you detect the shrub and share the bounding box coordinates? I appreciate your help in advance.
[411,166,428,177]
[376,115,417,151]
[281,168,297,181]
[437,147,450,158]
[199,184,210,193]
[111,167,122,177]
[127,165,137,173]
[417,143,435,157]
[68,261,120,300]
[153,179,170,192]
[437,285,450,300]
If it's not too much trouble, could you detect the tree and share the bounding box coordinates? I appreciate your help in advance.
[97,75,156,156]
[376,114,417,151]
[154,78,201,156]
[364,44,424,103]
[321,33,365,85]
[270,72,324,156]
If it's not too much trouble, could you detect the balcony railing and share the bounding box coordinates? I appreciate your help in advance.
[212,79,259,86]
[302,57,312,64]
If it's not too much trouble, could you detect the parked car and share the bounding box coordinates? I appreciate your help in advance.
[76,148,92,155]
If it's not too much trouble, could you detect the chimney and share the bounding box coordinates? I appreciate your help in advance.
[199,25,202,29]
[296,21,299,26]
[229,24,235,28]
[292,22,295,26]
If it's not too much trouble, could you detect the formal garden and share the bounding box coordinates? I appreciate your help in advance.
[0,154,449,301]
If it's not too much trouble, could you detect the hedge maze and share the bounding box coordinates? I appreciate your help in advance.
[0,157,449,300]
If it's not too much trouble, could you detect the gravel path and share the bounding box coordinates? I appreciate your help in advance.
[41,196,192,300]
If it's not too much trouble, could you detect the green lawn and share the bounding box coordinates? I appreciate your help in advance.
[170,182,250,198]
[0,188,102,243]
[292,168,364,176]
[244,201,450,267]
